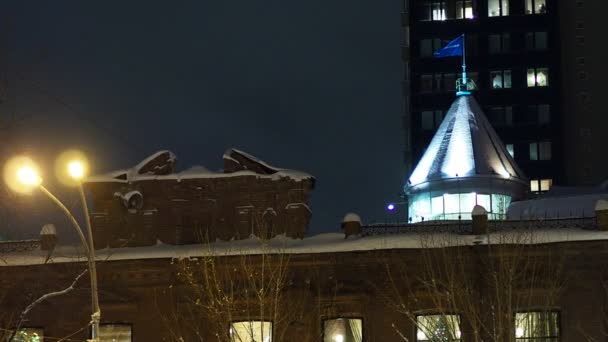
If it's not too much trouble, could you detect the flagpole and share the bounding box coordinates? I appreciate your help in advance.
[462,33,467,90]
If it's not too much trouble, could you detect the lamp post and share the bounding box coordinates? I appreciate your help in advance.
[15,160,101,342]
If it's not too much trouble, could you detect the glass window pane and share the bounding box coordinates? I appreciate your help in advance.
[431,196,444,218]
[540,141,552,160]
[527,69,536,87]
[538,104,551,123]
[529,143,538,160]
[434,110,443,127]
[420,39,433,57]
[515,311,559,339]
[488,0,500,16]
[541,179,553,191]
[416,314,461,341]
[504,70,512,88]
[444,194,460,214]
[460,193,476,215]
[505,106,513,125]
[525,0,533,14]
[422,111,434,130]
[14,328,44,342]
[488,34,500,53]
[99,325,132,342]
[530,180,540,192]
[535,31,548,49]
[491,71,503,89]
[536,0,547,13]
[502,0,509,15]
[323,318,363,342]
[537,68,549,86]
[231,321,273,342]
[476,194,491,212]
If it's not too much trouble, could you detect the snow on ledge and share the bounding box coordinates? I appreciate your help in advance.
[3,229,608,267]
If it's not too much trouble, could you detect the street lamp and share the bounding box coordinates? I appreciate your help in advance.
[13,158,101,342]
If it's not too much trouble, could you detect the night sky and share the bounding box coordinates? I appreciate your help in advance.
[3,1,404,239]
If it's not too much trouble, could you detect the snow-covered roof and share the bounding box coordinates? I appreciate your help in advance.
[2,230,608,267]
[86,149,313,184]
[408,95,526,189]
[508,193,608,219]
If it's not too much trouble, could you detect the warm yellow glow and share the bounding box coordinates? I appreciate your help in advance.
[68,160,85,180]
[55,149,89,186]
[4,156,42,194]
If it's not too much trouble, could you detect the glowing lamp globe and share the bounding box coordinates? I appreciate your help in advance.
[387,203,396,211]
[17,166,41,186]
[68,161,86,180]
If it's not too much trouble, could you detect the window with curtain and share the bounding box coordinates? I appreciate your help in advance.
[416,314,461,341]
[527,68,549,87]
[230,321,273,342]
[488,0,509,16]
[525,0,547,14]
[323,318,363,342]
[99,324,132,342]
[13,328,43,342]
[491,70,512,89]
[515,311,559,341]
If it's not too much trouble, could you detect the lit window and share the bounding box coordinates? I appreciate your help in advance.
[14,328,43,342]
[420,74,434,93]
[99,324,132,342]
[456,0,474,19]
[420,1,447,21]
[491,70,512,89]
[506,144,515,158]
[515,311,559,341]
[540,179,553,192]
[416,314,461,341]
[526,32,548,50]
[323,318,363,342]
[488,0,509,16]
[530,180,539,192]
[488,33,510,54]
[527,68,549,87]
[231,321,272,342]
[530,179,552,193]
[525,0,547,14]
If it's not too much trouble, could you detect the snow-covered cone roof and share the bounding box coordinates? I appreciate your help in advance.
[406,95,527,197]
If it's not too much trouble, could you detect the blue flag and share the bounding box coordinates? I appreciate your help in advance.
[434,35,464,58]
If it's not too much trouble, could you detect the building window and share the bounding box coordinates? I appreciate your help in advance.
[525,0,547,14]
[506,144,515,158]
[488,106,513,126]
[420,74,434,93]
[420,38,443,57]
[538,104,551,124]
[421,110,444,130]
[515,311,559,340]
[525,32,548,50]
[491,70,512,89]
[420,73,458,93]
[416,314,461,341]
[488,33,510,54]
[488,0,509,16]
[99,324,132,342]
[527,68,549,87]
[231,321,272,342]
[323,318,363,342]
[529,142,551,160]
[456,0,474,19]
[420,1,447,21]
[14,328,44,342]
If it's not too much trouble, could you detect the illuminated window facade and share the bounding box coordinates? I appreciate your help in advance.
[419,1,447,21]
[525,0,547,14]
[99,324,132,342]
[409,192,511,222]
[488,0,509,17]
[491,70,512,89]
[13,328,43,342]
[456,1,474,19]
[231,321,273,342]
[527,68,549,87]
[323,318,363,342]
[515,311,559,341]
[416,314,461,341]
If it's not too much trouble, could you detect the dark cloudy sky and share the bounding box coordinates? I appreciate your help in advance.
[3,1,404,238]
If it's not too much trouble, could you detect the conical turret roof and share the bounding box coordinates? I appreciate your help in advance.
[408,95,526,189]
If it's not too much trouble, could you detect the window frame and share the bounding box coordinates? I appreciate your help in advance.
[419,1,447,21]
[526,31,548,51]
[514,310,560,341]
[488,0,509,17]
[415,313,462,342]
[230,320,274,342]
[455,0,474,19]
[322,317,365,342]
[525,0,547,14]
[527,67,549,87]
[490,69,512,89]
[488,33,510,54]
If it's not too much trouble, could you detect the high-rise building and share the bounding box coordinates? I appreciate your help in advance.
[401,0,608,192]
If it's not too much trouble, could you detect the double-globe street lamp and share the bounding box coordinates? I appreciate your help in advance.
[10,156,101,342]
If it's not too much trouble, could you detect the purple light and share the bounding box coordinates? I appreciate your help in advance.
[387,203,396,211]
